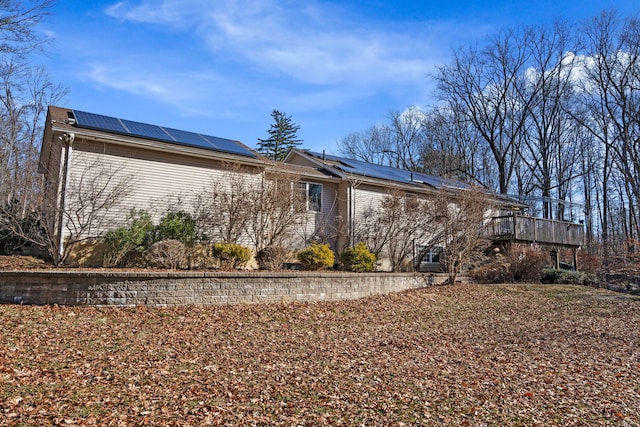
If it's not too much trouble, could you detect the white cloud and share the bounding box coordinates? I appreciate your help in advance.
[104,0,447,88]
[84,62,235,116]
[104,0,196,26]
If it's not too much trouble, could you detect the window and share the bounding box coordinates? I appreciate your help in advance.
[428,247,441,263]
[417,245,442,263]
[299,182,322,212]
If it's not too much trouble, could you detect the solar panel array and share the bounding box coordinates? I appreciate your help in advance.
[72,110,256,158]
[307,151,470,191]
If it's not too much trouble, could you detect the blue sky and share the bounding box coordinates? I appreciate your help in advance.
[39,0,638,154]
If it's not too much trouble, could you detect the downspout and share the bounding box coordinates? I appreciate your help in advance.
[56,132,75,263]
[349,184,354,247]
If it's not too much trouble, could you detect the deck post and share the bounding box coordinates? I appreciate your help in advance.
[551,248,560,269]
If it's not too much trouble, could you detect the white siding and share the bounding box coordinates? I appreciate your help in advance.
[62,140,340,253]
[352,184,389,219]
[64,141,263,238]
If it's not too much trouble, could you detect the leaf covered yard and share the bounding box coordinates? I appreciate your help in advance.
[1,284,639,426]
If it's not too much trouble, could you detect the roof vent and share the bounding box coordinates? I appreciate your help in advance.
[66,111,77,126]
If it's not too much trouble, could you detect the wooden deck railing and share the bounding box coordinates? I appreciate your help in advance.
[488,215,584,247]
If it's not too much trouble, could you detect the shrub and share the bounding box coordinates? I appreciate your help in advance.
[0,202,46,256]
[507,246,548,282]
[578,251,601,274]
[146,239,186,269]
[187,243,217,269]
[470,262,509,283]
[211,242,252,270]
[339,242,376,272]
[541,268,599,286]
[155,211,198,246]
[256,246,290,270]
[103,209,155,267]
[297,243,335,270]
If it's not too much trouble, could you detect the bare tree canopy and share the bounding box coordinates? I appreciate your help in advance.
[338,10,640,269]
[0,0,53,55]
[434,28,535,195]
[0,0,71,260]
[338,107,427,171]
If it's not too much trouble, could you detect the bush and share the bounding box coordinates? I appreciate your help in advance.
[339,242,376,272]
[541,268,599,286]
[470,262,510,283]
[578,251,601,274]
[0,202,46,255]
[297,243,335,270]
[155,211,198,245]
[146,239,186,269]
[256,246,290,270]
[186,243,217,269]
[211,242,252,270]
[508,246,548,282]
[103,209,155,267]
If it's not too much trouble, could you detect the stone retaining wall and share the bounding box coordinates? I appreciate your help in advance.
[0,271,447,306]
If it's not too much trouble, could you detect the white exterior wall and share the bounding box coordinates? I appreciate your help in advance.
[62,140,340,253]
[352,184,389,219]
[63,141,264,243]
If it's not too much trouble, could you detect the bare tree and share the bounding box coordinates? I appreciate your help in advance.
[355,188,435,271]
[434,28,536,195]
[573,11,640,267]
[421,106,491,184]
[244,171,307,251]
[427,187,494,284]
[0,0,71,261]
[0,0,58,203]
[0,0,53,56]
[338,125,393,166]
[1,157,135,264]
[0,60,67,209]
[195,167,307,252]
[195,165,255,244]
[520,22,583,220]
[338,107,428,172]
[387,107,428,170]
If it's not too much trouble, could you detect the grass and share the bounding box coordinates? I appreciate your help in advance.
[0,284,639,426]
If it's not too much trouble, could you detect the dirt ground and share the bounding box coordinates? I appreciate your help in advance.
[0,255,50,269]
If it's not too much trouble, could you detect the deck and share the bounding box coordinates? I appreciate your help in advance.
[489,214,584,248]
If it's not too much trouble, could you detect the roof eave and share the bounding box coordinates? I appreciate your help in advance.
[61,127,267,166]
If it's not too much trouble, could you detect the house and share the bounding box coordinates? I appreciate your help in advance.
[38,106,583,269]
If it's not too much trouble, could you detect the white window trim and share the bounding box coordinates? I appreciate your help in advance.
[300,181,322,212]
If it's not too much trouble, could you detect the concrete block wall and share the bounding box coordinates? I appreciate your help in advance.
[0,271,447,306]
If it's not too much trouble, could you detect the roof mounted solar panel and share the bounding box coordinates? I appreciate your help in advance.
[71,109,257,158]
[316,152,415,184]
[307,150,472,190]
[121,119,174,142]
[202,134,256,157]
[73,110,128,134]
[161,127,214,151]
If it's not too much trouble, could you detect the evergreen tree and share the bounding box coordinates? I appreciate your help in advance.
[257,110,302,160]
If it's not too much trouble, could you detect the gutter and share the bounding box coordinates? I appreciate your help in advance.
[60,127,267,168]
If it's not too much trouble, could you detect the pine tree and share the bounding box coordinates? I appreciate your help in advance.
[256,110,302,160]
